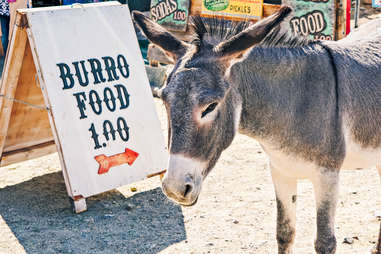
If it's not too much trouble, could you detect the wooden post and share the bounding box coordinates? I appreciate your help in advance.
[336,0,347,40]
[0,14,28,158]
[355,0,360,28]
[9,0,29,39]
[72,196,87,214]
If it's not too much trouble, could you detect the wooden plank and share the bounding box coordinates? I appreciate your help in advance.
[263,3,281,17]
[25,12,74,197]
[3,41,53,153]
[336,0,347,40]
[0,140,56,167]
[190,0,202,14]
[9,0,28,40]
[72,197,87,213]
[0,14,28,160]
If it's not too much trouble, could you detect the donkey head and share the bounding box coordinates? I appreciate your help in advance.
[133,7,292,206]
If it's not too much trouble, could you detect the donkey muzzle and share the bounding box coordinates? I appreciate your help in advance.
[161,154,205,206]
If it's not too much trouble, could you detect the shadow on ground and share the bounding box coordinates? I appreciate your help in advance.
[0,172,186,254]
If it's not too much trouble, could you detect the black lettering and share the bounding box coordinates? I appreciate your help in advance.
[114,84,130,110]
[89,90,102,115]
[73,92,87,119]
[102,56,120,82]
[88,58,106,84]
[89,123,102,149]
[103,87,116,112]
[117,117,129,142]
[103,120,116,141]
[73,60,89,87]
[57,63,75,90]
[117,55,130,78]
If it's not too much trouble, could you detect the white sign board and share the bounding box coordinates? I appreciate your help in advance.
[24,3,168,200]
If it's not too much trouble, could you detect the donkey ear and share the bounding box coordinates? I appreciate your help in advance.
[132,11,189,60]
[214,6,292,58]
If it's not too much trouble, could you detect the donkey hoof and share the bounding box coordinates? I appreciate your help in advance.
[371,245,381,254]
[315,236,336,254]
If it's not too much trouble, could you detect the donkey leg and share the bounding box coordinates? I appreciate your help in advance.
[270,163,297,254]
[311,169,340,254]
[372,166,381,254]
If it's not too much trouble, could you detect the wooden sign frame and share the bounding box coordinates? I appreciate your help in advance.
[0,13,56,168]
[0,9,84,213]
[0,2,167,213]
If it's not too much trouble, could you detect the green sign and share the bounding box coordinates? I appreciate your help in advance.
[150,0,190,31]
[284,0,336,40]
[203,0,229,11]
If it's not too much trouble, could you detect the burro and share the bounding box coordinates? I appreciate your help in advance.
[133,5,381,254]
[56,54,130,89]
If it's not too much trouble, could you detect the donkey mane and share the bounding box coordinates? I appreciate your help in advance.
[189,16,314,49]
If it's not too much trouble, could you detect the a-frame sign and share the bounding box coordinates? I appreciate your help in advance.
[0,2,168,213]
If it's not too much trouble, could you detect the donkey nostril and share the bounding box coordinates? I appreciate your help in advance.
[183,183,193,198]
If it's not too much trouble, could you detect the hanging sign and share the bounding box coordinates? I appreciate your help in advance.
[284,0,335,40]
[0,2,168,213]
[201,0,263,20]
[150,0,190,31]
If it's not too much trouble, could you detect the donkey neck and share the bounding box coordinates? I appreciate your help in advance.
[228,43,345,168]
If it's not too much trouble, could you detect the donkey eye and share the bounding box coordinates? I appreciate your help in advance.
[201,102,218,118]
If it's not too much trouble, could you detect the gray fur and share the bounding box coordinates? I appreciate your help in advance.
[133,7,381,254]
[230,43,345,169]
[327,38,381,148]
[276,199,295,254]
[161,56,240,176]
[315,201,337,254]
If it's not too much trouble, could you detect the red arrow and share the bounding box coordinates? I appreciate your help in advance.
[95,148,139,175]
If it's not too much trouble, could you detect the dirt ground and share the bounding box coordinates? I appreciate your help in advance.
[1,10,381,254]
[0,98,380,254]
[357,4,381,26]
